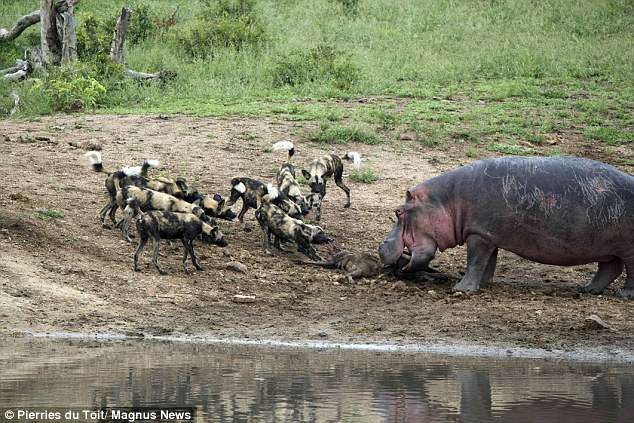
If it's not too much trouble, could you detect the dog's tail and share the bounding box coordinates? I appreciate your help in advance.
[266,183,280,200]
[121,158,159,178]
[343,151,361,169]
[140,159,160,178]
[272,140,295,159]
[84,151,110,174]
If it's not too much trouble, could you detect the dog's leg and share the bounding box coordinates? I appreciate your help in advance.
[189,240,203,271]
[99,201,113,228]
[133,236,147,272]
[181,239,190,274]
[334,165,351,208]
[152,238,166,275]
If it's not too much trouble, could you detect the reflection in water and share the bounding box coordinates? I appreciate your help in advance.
[0,338,632,422]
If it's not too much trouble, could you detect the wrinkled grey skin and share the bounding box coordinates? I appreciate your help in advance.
[379,156,634,298]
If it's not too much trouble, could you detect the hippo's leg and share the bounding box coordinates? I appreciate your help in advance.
[579,258,623,295]
[481,248,498,287]
[452,235,496,293]
[618,259,634,299]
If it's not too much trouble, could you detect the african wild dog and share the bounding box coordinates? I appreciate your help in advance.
[255,201,331,260]
[115,181,220,242]
[272,141,310,215]
[298,244,382,282]
[84,151,160,228]
[301,151,361,221]
[126,199,227,274]
[224,177,303,226]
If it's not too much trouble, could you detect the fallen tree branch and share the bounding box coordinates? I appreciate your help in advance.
[3,60,31,82]
[124,69,176,81]
[0,11,40,43]
[0,59,28,76]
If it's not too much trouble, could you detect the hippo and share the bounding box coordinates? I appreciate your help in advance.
[378,156,634,298]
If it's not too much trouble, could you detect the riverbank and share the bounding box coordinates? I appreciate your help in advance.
[1,114,633,356]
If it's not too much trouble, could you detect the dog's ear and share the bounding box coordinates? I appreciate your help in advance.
[193,198,201,206]
[175,178,188,192]
[302,169,311,180]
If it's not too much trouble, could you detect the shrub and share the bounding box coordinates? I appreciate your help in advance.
[128,3,157,44]
[309,124,382,145]
[178,0,266,58]
[76,12,114,60]
[272,43,360,90]
[31,64,106,112]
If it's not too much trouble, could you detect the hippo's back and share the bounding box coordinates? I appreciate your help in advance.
[430,156,634,265]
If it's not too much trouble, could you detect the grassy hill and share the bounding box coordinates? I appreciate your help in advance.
[1,0,633,155]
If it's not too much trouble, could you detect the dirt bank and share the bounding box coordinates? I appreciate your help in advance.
[1,114,633,353]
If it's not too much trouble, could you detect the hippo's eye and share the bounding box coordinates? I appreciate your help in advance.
[395,209,403,218]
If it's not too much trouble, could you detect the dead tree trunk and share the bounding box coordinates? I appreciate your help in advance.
[110,7,131,65]
[40,0,61,66]
[109,7,174,81]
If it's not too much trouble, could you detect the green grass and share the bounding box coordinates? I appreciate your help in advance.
[349,167,379,183]
[487,143,535,156]
[34,208,65,220]
[308,123,383,145]
[1,0,633,163]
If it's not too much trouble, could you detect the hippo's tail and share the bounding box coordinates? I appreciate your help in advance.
[343,152,361,169]
[272,140,295,159]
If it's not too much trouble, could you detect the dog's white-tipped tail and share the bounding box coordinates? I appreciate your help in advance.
[272,140,295,158]
[122,166,142,176]
[267,183,280,200]
[234,182,246,194]
[145,159,160,168]
[346,151,361,169]
[84,151,105,172]
[84,151,102,165]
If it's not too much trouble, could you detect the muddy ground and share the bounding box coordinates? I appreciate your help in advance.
[1,114,633,354]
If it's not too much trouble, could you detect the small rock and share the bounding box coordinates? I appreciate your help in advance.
[226,261,247,273]
[584,314,611,331]
[452,291,464,298]
[232,294,255,304]
[391,281,408,291]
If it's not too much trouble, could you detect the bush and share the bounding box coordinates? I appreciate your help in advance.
[272,43,360,90]
[76,12,114,60]
[128,3,158,44]
[177,0,266,58]
[31,64,107,112]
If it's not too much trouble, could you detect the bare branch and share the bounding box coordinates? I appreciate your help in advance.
[110,7,132,64]
[0,11,40,43]
[9,92,20,115]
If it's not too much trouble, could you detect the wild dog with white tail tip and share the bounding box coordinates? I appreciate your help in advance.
[302,151,361,221]
[84,151,161,228]
[255,201,332,260]
[126,198,227,274]
[272,141,310,215]
[224,177,303,226]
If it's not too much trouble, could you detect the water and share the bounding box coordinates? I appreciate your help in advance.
[1,337,633,422]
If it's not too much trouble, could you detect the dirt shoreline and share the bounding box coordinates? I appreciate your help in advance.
[1,114,633,356]
[20,331,634,364]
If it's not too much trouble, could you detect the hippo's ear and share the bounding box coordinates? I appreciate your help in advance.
[405,190,414,202]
